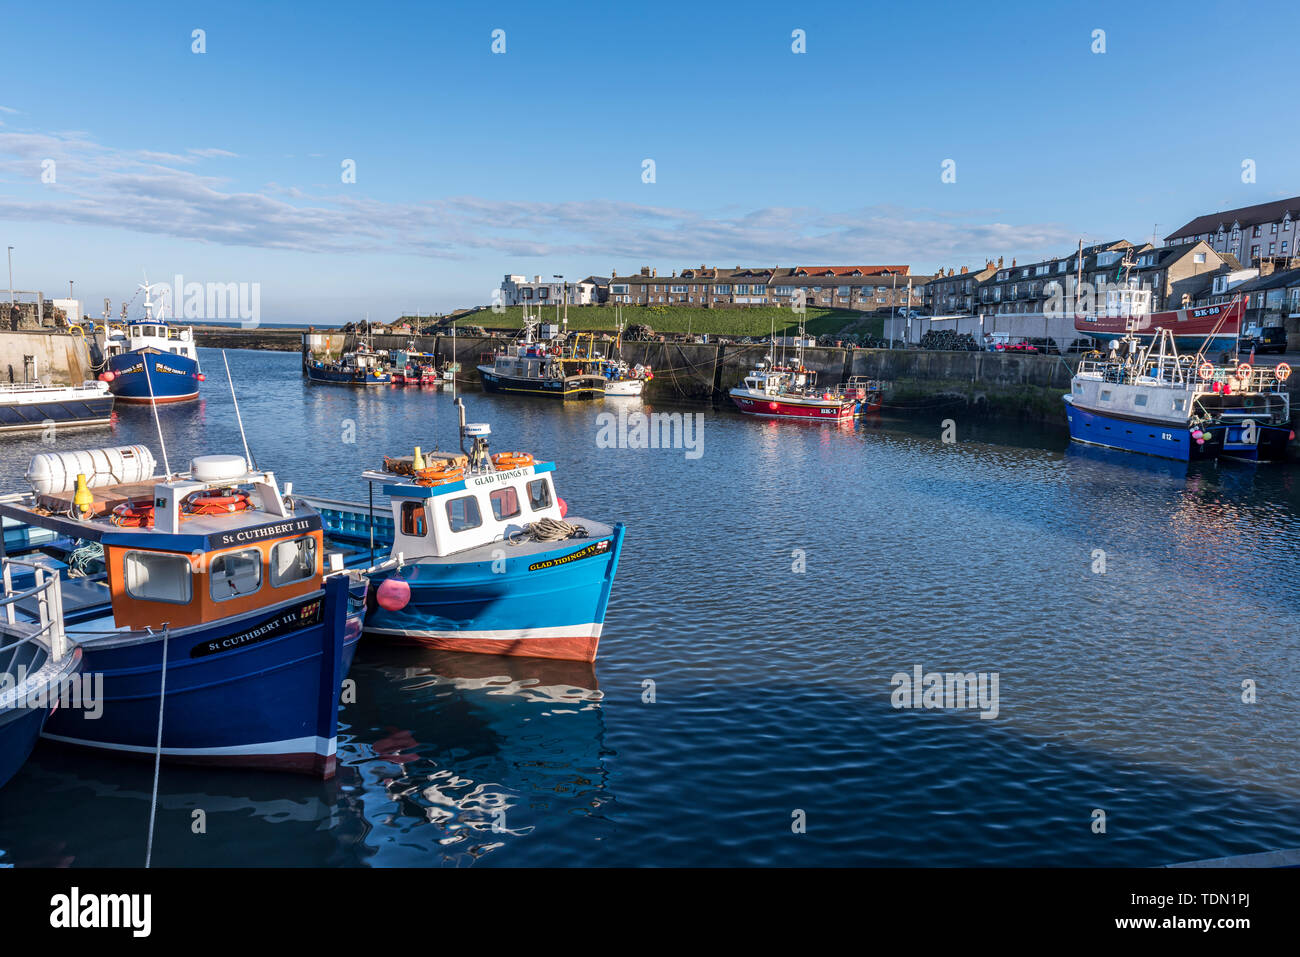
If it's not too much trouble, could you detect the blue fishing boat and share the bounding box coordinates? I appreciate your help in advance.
[95,282,203,404]
[1065,327,1294,462]
[0,562,84,788]
[304,400,625,662]
[0,444,365,777]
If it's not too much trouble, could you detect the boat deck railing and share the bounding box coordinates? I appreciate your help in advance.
[0,557,69,667]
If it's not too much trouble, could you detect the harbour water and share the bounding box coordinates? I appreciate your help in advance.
[1,347,1298,867]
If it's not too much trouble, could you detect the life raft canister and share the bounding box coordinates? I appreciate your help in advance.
[492,452,535,470]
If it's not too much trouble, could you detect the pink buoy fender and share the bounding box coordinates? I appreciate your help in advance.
[375,577,411,611]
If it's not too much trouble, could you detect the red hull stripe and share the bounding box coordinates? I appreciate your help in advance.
[114,391,199,405]
[380,632,600,663]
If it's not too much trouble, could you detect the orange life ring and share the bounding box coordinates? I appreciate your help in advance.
[111,501,155,527]
[413,466,465,487]
[1275,362,1291,382]
[184,490,251,515]
[1235,362,1252,380]
[1197,361,1215,380]
[492,452,534,470]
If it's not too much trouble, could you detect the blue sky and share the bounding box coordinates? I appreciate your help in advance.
[0,0,1295,324]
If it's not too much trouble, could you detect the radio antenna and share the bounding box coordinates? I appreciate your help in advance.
[223,350,257,471]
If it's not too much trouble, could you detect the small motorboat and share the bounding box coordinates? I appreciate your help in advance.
[303,400,625,662]
[0,562,83,789]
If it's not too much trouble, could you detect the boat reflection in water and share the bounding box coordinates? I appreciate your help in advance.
[336,645,612,867]
[0,646,610,867]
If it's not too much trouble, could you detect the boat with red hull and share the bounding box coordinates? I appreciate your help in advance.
[730,363,882,421]
[1076,297,1244,354]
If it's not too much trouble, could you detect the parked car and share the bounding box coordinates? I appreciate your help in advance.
[1238,323,1288,355]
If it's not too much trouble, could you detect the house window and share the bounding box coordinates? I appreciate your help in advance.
[716,284,731,293]
[1194,252,1206,263]
[210,548,262,602]
[489,486,521,521]
[1251,245,1260,260]
[670,285,687,294]
[270,536,317,587]
[527,478,551,511]
[124,551,193,604]
[837,286,850,296]
[611,284,628,294]
[446,495,482,533]
[401,502,429,537]
[1269,242,1276,255]
[1283,241,1289,254]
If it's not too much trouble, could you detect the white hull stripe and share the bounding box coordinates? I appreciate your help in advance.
[366,622,603,641]
[41,733,337,758]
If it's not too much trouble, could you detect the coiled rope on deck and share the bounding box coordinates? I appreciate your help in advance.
[507,517,588,545]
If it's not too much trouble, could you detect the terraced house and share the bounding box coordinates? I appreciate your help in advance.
[766,265,921,313]
[1165,195,1300,268]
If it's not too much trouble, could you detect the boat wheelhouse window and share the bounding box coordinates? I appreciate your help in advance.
[527,478,551,511]
[490,486,521,521]
[210,548,262,602]
[1100,390,1112,401]
[446,495,482,533]
[1173,398,1186,411]
[1134,394,1148,407]
[270,536,317,587]
[124,551,193,605]
[401,502,429,537]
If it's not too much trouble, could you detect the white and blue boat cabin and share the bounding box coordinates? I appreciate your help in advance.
[307,417,625,662]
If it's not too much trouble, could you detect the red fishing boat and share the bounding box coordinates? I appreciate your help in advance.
[730,362,882,421]
[1075,296,1244,354]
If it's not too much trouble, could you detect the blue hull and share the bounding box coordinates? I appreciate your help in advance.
[107,350,200,403]
[362,525,626,662]
[42,574,363,777]
[0,707,49,789]
[1064,399,1222,461]
[305,364,390,386]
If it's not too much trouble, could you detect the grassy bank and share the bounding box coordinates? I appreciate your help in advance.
[408,305,882,339]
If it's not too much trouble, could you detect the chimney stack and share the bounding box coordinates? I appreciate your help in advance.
[960,265,968,274]
[998,256,1004,268]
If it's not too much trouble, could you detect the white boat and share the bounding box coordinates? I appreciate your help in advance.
[1064,327,1293,462]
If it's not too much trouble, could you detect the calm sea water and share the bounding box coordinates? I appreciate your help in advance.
[1,347,1298,867]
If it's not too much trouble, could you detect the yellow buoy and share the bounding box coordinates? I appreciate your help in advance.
[73,473,94,518]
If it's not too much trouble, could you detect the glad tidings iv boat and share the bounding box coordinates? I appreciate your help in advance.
[0,445,365,777]
[303,400,626,662]
[1064,328,1294,462]
[93,281,204,404]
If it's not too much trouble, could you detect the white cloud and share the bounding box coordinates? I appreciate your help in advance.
[0,127,1080,268]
